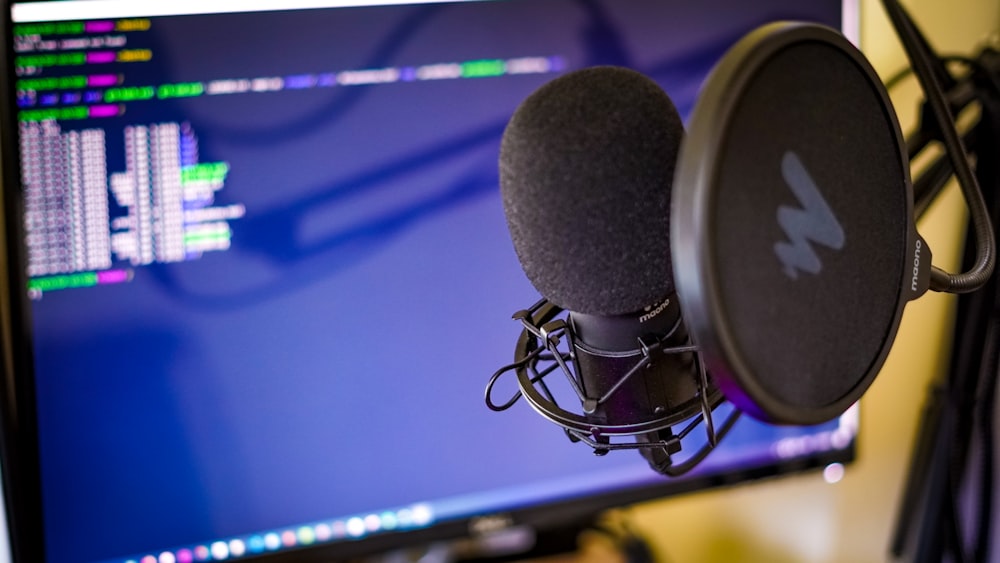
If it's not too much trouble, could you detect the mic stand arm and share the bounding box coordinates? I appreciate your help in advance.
[882,0,995,294]
[910,46,1000,216]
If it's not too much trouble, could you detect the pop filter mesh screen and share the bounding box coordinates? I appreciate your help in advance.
[710,41,908,411]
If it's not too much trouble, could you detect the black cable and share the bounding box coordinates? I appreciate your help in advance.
[882,0,996,294]
[909,48,1000,219]
[885,55,977,92]
[973,330,998,562]
[945,481,970,563]
[969,65,1000,562]
[913,128,979,219]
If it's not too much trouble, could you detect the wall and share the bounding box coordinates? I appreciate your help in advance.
[615,1,1000,562]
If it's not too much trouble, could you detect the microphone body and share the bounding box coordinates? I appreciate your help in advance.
[570,298,706,473]
[491,66,720,474]
[570,297,691,424]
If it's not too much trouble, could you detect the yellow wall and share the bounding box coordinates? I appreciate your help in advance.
[614,1,1000,562]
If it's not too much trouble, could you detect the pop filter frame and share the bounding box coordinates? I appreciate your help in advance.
[672,23,928,424]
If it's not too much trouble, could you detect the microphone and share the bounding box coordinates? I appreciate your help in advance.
[486,20,994,477]
[489,66,729,475]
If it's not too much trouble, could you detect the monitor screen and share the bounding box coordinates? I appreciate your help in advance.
[0,1,857,562]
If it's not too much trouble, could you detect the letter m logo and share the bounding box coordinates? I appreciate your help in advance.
[774,151,845,279]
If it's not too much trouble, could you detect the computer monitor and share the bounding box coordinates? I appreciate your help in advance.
[0,1,857,561]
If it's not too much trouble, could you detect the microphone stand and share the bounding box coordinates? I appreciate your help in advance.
[889,20,1000,563]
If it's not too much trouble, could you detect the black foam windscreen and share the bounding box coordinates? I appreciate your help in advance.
[673,23,921,424]
[499,66,684,316]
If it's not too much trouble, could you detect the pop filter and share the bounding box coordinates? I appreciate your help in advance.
[672,23,931,425]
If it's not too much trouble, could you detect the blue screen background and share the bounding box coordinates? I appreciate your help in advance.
[18,1,847,561]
